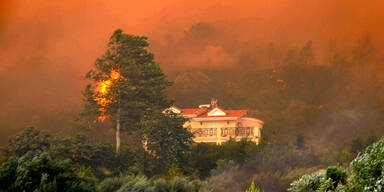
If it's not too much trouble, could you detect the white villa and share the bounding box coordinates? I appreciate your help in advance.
[165,99,264,144]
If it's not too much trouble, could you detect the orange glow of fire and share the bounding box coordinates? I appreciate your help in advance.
[318,104,329,109]
[95,70,119,122]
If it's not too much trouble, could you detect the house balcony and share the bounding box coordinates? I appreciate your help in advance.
[189,127,259,144]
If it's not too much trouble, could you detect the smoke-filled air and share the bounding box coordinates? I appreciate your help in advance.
[1,0,384,191]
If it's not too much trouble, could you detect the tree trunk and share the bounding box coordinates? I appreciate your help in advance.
[116,65,121,154]
[116,107,121,154]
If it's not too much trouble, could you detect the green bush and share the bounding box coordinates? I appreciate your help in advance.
[349,138,384,191]
[288,170,332,192]
[98,175,203,192]
[0,153,97,192]
[325,167,347,189]
[161,177,201,192]
[186,139,259,178]
[49,135,135,178]
[4,127,136,179]
[245,182,261,192]
[186,143,222,178]
[97,176,135,192]
[5,127,51,157]
[289,137,384,192]
[167,164,183,179]
[116,176,151,192]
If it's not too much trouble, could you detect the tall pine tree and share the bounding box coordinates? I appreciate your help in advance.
[83,29,172,153]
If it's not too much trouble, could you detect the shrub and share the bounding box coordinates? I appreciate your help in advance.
[164,176,202,192]
[116,176,151,192]
[167,164,183,179]
[325,167,347,189]
[0,152,96,192]
[98,175,203,192]
[97,176,135,192]
[288,170,330,192]
[245,182,261,192]
[186,139,259,178]
[349,138,384,191]
[186,143,222,178]
[203,160,242,192]
[50,135,135,178]
[5,127,51,157]
[289,137,384,192]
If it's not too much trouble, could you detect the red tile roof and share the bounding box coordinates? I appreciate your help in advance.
[198,109,247,118]
[180,108,208,116]
[175,106,247,118]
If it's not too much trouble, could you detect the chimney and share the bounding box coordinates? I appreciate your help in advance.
[210,98,218,108]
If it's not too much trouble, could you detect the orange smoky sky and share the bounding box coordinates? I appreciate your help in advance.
[1,0,384,71]
[0,0,384,142]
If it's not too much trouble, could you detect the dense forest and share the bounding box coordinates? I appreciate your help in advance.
[167,33,384,152]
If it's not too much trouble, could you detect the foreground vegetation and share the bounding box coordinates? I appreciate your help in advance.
[1,127,384,191]
[1,126,379,191]
[289,137,384,192]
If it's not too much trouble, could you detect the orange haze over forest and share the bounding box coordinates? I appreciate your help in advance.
[1,0,384,143]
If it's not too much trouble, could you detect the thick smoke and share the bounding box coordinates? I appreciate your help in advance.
[1,0,384,144]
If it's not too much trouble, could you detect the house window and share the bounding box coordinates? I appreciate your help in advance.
[207,128,216,136]
[227,121,229,125]
[235,127,254,136]
[200,122,203,125]
[221,128,229,137]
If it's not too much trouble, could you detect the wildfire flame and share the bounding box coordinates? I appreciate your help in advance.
[95,70,119,122]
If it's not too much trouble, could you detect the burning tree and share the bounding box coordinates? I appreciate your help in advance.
[83,29,172,154]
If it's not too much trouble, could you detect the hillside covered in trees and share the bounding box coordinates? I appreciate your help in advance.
[1,28,384,191]
[168,35,384,152]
